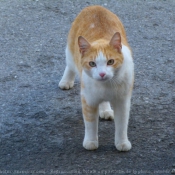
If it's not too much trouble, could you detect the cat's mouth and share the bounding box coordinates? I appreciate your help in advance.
[96,77,109,82]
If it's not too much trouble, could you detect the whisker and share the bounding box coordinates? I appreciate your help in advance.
[110,78,118,91]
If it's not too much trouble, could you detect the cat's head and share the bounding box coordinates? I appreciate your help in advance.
[78,32,123,82]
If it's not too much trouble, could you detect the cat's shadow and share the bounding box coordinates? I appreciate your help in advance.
[79,145,130,155]
[99,117,114,122]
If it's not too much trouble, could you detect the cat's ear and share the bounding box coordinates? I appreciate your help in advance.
[78,36,90,56]
[109,32,122,53]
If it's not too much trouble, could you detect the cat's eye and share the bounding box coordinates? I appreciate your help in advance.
[107,59,114,65]
[89,61,96,67]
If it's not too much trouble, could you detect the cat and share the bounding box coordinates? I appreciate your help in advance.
[59,5,134,151]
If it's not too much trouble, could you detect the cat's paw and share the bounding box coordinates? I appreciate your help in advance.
[99,110,114,120]
[58,80,74,90]
[83,140,98,150]
[115,140,132,151]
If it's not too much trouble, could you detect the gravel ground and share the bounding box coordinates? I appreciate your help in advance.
[0,0,175,174]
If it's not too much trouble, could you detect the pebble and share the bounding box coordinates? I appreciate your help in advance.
[171,169,175,174]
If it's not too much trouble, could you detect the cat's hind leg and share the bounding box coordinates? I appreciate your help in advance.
[59,46,76,90]
[99,101,114,120]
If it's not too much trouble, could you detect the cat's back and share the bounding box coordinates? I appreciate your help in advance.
[68,6,128,46]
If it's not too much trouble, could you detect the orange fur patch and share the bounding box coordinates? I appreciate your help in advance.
[81,81,85,89]
[81,96,98,122]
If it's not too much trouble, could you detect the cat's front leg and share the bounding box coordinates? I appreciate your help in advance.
[113,96,132,151]
[81,96,99,150]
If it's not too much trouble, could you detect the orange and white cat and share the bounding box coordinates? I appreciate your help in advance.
[59,6,134,151]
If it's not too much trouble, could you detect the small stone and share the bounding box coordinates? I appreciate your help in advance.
[169,142,174,145]
[171,169,175,174]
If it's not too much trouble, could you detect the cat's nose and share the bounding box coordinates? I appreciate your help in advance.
[99,73,106,78]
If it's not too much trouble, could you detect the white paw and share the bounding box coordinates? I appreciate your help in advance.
[99,110,114,120]
[83,140,98,150]
[115,140,132,151]
[58,80,74,90]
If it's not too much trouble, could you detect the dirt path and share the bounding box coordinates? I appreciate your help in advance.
[0,0,175,174]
